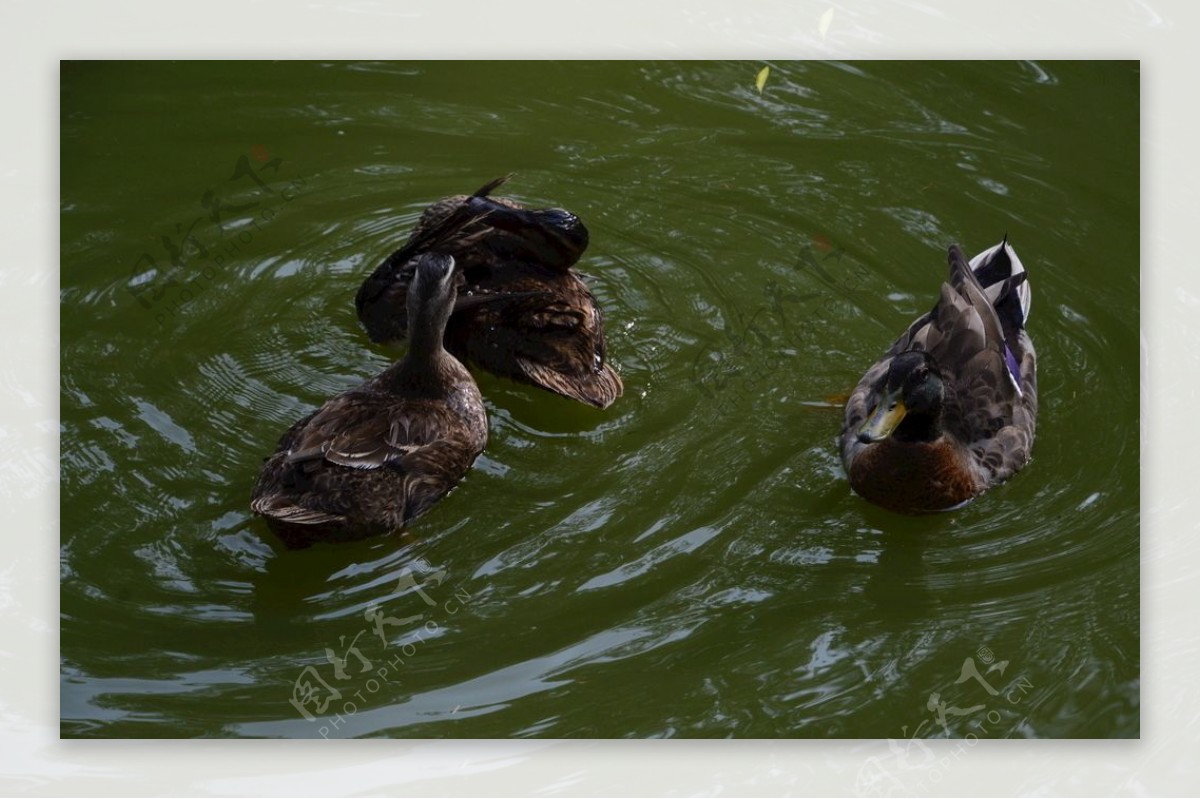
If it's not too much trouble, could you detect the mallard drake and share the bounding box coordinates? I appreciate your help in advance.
[252,252,488,548]
[355,176,623,409]
[840,238,1037,513]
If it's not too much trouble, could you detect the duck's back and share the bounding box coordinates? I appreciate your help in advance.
[251,372,487,548]
[445,262,621,407]
[939,244,1038,476]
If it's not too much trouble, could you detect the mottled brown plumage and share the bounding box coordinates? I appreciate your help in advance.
[840,238,1037,513]
[253,253,487,548]
[355,176,623,409]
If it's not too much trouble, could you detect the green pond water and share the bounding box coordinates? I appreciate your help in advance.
[60,60,1139,739]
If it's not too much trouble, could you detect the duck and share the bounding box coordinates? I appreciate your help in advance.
[252,252,488,548]
[839,238,1037,514]
[355,176,623,409]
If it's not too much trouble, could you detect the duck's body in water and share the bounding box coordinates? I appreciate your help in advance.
[252,253,487,548]
[840,239,1037,513]
[355,176,623,409]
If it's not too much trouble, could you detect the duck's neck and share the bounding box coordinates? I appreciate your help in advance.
[387,305,454,391]
[408,310,447,362]
[893,408,944,444]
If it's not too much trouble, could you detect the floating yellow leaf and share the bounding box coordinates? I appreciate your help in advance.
[819,7,834,39]
[755,66,770,95]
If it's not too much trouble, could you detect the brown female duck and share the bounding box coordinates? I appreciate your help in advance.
[252,252,488,548]
[355,176,623,409]
[840,238,1037,513]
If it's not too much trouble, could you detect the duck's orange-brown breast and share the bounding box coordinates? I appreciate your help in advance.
[847,437,982,514]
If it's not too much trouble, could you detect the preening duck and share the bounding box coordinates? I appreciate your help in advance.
[839,238,1037,513]
[355,176,623,409]
[252,252,488,548]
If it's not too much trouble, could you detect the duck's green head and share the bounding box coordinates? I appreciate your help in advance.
[858,351,945,444]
